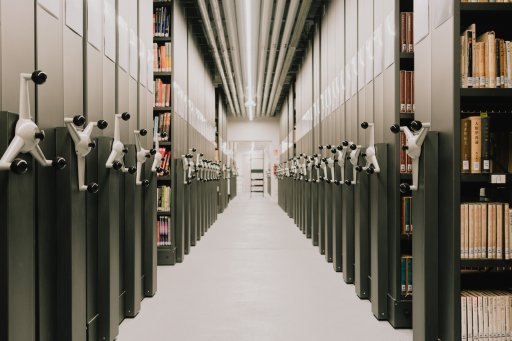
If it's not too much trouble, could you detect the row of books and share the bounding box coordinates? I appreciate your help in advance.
[157,148,172,176]
[399,70,414,113]
[461,114,491,174]
[460,202,512,259]
[153,7,171,37]
[157,216,171,246]
[461,290,512,341]
[155,78,171,108]
[153,42,172,71]
[461,24,512,88]
[400,12,414,53]
[157,186,171,212]
[400,256,413,297]
[154,113,171,140]
[400,132,413,174]
[401,196,413,235]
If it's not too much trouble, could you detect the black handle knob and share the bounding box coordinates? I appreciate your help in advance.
[97,120,108,130]
[410,120,422,131]
[142,179,150,188]
[361,122,369,129]
[402,145,409,151]
[350,144,357,150]
[52,157,67,170]
[361,153,367,157]
[121,112,130,121]
[11,158,28,174]
[355,165,363,172]
[112,161,123,170]
[34,131,45,141]
[319,145,323,150]
[331,148,337,154]
[31,70,47,85]
[326,145,332,149]
[192,148,197,152]
[87,182,99,194]
[73,115,86,126]
[122,148,128,154]
[366,167,375,175]
[150,149,157,155]
[342,141,349,147]
[344,180,351,186]
[160,131,168,139]
[334,180,340,185]
[390,124,401,134]
[399,183,411,193]
[128,167,137,174]
[88,141,96,149]
[140,129,147,136]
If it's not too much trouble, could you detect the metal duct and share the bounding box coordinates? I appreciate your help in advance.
[270,0,312,116]
[197,0,237,116]
[260,0,286,116]
[211,0,242,116]
[265,0,300,116]
[222,0,246,117]
[255,0,273,117]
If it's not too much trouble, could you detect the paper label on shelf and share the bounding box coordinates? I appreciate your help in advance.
[38,0,60,19]
[415,0,429,45]
[65,0,83,35]
[463,161,470,171]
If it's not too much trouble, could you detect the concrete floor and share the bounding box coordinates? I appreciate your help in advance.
[117,194,413,341]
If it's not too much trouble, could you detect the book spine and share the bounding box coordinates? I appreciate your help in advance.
[461,118,471,173]
[481,113,491,173]
[400,70,406,112]
[401,12,406,53]
[470,117,482,174]
[406,71,412,112]
[406,12,413,53]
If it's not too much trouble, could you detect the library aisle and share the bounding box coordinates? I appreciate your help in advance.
[117,195,412,341]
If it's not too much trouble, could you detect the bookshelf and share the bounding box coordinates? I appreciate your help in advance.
[385,0,415,329]
[417,2,512,340]
[154,0,175,265]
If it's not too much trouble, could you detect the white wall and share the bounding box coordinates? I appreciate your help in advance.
[228,117,280,201]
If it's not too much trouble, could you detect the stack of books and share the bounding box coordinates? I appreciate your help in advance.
[154,78,171,107]
[157,217,171,246]
[461,24,512,88]
[460,202,512,259]
[157,186,171,212]
[400,12,414,53]
[461,291,512,341]
[401,256,413,297]
[153,7,171,37]
[153,42,172,71]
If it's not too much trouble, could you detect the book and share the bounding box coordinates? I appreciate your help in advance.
[400,70,406,112]
[461,117,471,173]
[469,116,481,174]
[480,113,491,173]
[406,12,413,53]
[400,12,406,53]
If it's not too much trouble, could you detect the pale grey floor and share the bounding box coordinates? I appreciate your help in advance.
[117,194,413,341]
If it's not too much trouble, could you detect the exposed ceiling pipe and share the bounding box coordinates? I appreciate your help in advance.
[235,0,260,120]
[210,0,242,116]
[260,0,286,116]
[255,0,273,117]
[197,0,237,116]
[265,0,300,116]
[270,0,312,116]
[222,0,246,117]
